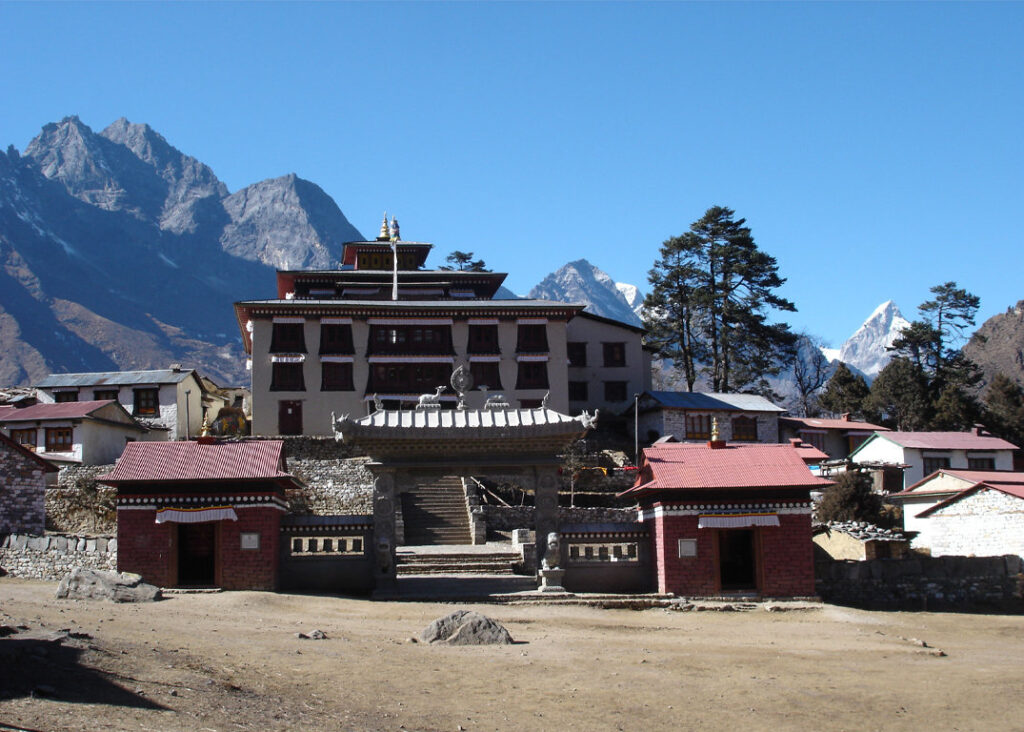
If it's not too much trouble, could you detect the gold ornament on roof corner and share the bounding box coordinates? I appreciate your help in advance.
[200,415,211,437]
[378,212,389,240]
[711,416,720,441]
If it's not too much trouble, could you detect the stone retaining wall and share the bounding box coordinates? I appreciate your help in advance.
[816,555,1024,611]
[48,465,117,534]
[0,533,117,580]
[279,437,374,515]
[483,505,638,532]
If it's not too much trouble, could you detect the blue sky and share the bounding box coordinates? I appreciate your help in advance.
[1,2,1020,348]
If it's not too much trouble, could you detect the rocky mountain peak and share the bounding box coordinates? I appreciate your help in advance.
[529,259,643,326]
[835,300,910,377]
[963,299,1024,389]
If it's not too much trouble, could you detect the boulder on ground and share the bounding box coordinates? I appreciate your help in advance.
[420,610,513,645]
[55,568,162,603]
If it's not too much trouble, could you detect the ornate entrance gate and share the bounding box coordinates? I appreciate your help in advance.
[333,404,595,590]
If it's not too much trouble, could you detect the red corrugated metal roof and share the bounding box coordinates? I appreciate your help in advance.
[99,440,291,483]
[878,431,1018,451]
[781,416,889,432]
[622,442,833,496]
[917,479,1024,517]
[897,469,1024,497]
[0,400,118,422]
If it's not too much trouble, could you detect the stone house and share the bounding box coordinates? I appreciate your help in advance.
[634,391,784,446]
[812,521,910,560]
[889,469,1024,556]
[34,367,218,440]
[0,432,58,533]
[849,428,1018,491]
[0,400,150,466]
[565,312,653,416]
[779,415,889,460]
[621,440,832,597]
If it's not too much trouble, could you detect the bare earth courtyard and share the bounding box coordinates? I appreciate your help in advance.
[1,579,1023,732]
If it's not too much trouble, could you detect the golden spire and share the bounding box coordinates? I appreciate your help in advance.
[711,416,720,442]
[378,212,389,240]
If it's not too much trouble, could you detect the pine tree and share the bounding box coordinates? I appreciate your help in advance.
[864,357,931,430]
[643,206,796,393]
[983,373,1024,447]
[815,470,885,525]
[819,362,871,418]
[440,251,489,272]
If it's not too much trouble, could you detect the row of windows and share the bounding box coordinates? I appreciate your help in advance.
[268,323,556,356]
[50,388,160,417]
[9,427,72,452]
[270,360,548,393]
[567,341,627,368]
[685,415,758,441]
[922,455,996,474]
[569,381,629,403]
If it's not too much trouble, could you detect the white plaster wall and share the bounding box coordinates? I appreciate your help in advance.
[565,316,646,415]
[78,421,140,465]
[926,489,1024,558]
[33,422,83,463]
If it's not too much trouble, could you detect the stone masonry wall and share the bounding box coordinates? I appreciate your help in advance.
[278,436,373,515]
[483,505,638,532]
[48,465,117,534]
[816,554,1024,611]
[0,444,48,533]
[0,533,117,580]
[926,489,1024,559]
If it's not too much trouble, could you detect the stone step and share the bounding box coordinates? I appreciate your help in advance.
[397,563,515,576]
[398,553,519,564]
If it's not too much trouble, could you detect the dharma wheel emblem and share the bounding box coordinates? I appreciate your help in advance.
[450,364,473,408]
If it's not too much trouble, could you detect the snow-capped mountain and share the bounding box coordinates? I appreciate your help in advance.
[615,282,645,321]
[529,259,643,326]
[832,300,911,377]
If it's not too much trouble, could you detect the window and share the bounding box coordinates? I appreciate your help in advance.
[801,431,827,451]
[469,362,502,391]
[732,416,758,442]
[467,325,500,354]
[319,324,354,355]
[321,362,354,391]
[922,456,951,475]
[686,414,711,440]
[45,427,73,452]
[368,325,453,355]
[94,389,119,401]
[520,398,543,408]
[516,361,549,389]
[54,391,78,403]
[270,322,307,353]
[968,457,996,471]
[603,342,626,367]
[567,342,587,367]
[604,381,628,402]
[10,428,36,449]
[133,388,159,417]
[568,381,588,402]
[516,324,548,353]
[271,363,305,391]
[367,363,452,394]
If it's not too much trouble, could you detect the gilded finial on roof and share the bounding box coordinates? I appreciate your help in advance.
[200,415,211,437]
[378,212,389,240]
[711,416,720,441]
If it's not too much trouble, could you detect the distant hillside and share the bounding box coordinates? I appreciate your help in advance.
[963,300,1024,389]
[0,116,363,386]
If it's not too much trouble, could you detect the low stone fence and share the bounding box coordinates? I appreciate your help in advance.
[47,465,117,534]
[816,555,1024,612]
[0,532,117,581]
[483,506,638,533]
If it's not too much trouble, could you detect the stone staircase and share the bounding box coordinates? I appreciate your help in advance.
[396,550,520,576]
[400,476,473,546]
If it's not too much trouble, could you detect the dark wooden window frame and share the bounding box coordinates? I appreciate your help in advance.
[469,361,503,391]
[133,388,159,417]
[321,361,354,391]
[732,416,758,442]
[270,322,307,354]
[602,342,627,368]
[10,428,37,449]
[319,324,355,355]
[45,427,73,452]
[567,342,587,367]
[516,324,549,353]
[54,391,79,403]
[686,414,711,440]
[271,362,306,392]
[515,361,549,389]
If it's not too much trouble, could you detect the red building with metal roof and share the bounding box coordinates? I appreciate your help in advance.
[622,440,833,597]
[100,439,302,590]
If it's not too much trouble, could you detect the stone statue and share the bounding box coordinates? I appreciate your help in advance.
[542,532,561,570]
[372,394,383,412]
[417,385,446,409]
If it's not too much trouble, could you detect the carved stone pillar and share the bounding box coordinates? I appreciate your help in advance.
[534,467,559,581]
[372,469,398,589]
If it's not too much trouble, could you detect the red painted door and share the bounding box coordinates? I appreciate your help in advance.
[278,400,303,435]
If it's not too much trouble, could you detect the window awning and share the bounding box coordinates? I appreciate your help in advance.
[698,512,779,529]
[155,506,238,524]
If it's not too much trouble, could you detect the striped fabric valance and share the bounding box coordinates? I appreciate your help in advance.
[270,354,305,363]
[697,512,779,529]
[155,506,238,524]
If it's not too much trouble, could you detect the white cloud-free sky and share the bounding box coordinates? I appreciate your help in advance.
[1,1,1020,347]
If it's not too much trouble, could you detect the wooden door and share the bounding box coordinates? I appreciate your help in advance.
[278,400,303,435]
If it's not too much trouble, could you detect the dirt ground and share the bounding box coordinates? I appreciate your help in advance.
[1,579,1023,732]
